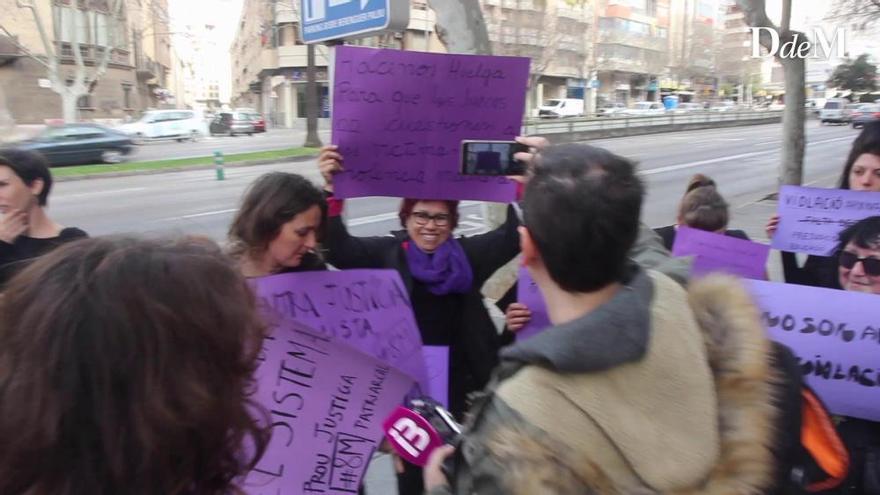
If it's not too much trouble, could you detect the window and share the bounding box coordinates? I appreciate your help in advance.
[655,27,667,38]
[122,84,132,108]
[77,94,92,109]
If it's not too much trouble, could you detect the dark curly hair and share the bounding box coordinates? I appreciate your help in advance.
[0,236,269,495]
[838,121,880,190]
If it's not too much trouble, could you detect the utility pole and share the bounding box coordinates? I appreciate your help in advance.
[304,43,322,148]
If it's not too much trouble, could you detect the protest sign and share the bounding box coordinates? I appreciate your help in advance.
[671,227,769,280]
[331,45,530,202]
[516,267,552,340]
[749,280,880,421]
[243,319,414,494]
[421,346,449,409]
[252,269,426,388]
[773,185,880,256]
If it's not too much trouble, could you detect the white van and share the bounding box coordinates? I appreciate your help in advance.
[119,109,208,143]
[819,98,850,125]
[537,98,585,118]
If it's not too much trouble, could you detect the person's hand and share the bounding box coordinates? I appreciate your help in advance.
[318,145,344,192]
[0,209,28,244]
[505,302,532,333]
[423,444,455,491]
[511,136,549,185]
[765,213,780,239]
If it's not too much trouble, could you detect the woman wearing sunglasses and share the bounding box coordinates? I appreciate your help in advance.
[837,216,880,294]
[317,143,526,495]
[767,122,880,289]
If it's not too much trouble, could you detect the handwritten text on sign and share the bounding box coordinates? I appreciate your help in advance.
[749,280,880,421]
[243,320,414,494]
[516,267,552,340]
[773,185,880,256]
[672,227,769,280]
[331,46,530,202]
[252,269,426,387]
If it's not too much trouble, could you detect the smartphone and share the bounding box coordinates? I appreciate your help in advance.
[460,140,529,176]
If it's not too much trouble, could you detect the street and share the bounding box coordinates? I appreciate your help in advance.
[51,121,858,243]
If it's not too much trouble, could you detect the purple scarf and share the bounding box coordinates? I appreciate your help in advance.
[405,238,474,295]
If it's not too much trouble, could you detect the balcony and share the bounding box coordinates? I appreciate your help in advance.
[55,42,131,67]
[596,56,665,74]
[598,30,667,52]
[275,2,297,23]
[277,44,329,69]
[136,55,159,80]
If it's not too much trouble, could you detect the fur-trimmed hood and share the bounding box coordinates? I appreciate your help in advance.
[444,272,782,495]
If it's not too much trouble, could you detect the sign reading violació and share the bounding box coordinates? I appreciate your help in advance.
[749,27,847,60]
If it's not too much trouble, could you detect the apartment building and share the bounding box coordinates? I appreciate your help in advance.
[0,0,172,124]
[717,0,761,102]
[664,0,718,101]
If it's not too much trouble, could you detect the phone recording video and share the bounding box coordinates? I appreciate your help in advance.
[460,140,529,176]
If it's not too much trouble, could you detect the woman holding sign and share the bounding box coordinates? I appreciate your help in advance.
[319,143,524,495]
[768,122,880,289]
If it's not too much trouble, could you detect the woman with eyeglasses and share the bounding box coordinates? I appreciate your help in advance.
[317,143,524,495]
[767,122,880,289]
[836,216,880,294]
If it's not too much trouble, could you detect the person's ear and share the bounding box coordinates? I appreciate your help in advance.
[28,178,44,200]
[519,226,540,266]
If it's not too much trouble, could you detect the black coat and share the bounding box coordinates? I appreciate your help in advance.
[781,252,840,290]
[325,205,520,418]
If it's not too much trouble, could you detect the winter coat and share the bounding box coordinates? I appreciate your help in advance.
[430,268,784,495]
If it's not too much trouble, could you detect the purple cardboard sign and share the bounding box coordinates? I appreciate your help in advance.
[331,45,530,202]
[671,227,769,280]
[516,267,552,340]
[749,280,880,421]
[252,269,426,388]
[421,346,449,409]
[773,185,880,256]
[243,319,415,494]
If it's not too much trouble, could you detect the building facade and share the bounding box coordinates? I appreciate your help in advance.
[0,0,173,124]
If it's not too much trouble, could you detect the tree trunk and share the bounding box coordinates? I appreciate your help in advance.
[304,43,322,148]
[780,56,806,185]
[61,91,78,122]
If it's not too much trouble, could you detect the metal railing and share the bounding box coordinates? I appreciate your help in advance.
[522,110,783,136]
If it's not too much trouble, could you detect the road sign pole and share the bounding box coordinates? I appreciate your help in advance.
[214,151,225,181]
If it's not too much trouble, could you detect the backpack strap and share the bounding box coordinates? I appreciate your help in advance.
[802,386,850,492]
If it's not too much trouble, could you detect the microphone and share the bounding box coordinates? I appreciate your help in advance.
[382,398,461,467]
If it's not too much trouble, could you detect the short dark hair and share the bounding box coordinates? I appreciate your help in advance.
[838,121,880,190]
[228,172,327,258]
[678,185,729,232]
[0,148,53,206]
[523,144,644,292]
[398,198,460,230]
[837,215,880,251]
[0,236,269,495]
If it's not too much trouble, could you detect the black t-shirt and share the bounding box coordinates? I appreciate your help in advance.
[0,227,88,287]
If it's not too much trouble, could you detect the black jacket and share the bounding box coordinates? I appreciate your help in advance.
[781,252,840,290]
[325,205,521,418]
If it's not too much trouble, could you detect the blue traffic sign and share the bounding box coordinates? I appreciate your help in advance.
[300,0,410,44]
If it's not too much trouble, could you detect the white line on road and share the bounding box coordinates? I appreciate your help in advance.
[154,208,238,222]
[54,187,148,200]
[640,136,853,176]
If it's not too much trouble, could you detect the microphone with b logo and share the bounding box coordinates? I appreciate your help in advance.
[381,397,461,468]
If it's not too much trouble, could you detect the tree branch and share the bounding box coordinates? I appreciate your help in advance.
[16,0,58,72]
[781,0,791,33]
[735,0,778,53]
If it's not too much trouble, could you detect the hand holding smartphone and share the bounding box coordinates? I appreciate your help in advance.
[460,140,530,176]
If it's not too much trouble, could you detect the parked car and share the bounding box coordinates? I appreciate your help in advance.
[248,113,267,132]
[597,102,626,117]
[118,109,207,143]
[10,123,134,166]
[537,98,585,118]
[851,104,880,129]
[843,103,869,123]
[819,98,850,124]
[622,101,666,116]
[209,112,255,136]
[671,102,704,114]
[709,101,737,112]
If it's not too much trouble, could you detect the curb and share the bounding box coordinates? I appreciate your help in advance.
[53,153,320,182]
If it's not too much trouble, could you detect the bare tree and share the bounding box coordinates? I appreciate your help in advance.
[737,0,807,186]
[428,0,492,54]
[2,0,125,122]
[828,0,880,25]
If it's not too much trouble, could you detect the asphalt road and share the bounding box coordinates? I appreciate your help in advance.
[51,121,858,242]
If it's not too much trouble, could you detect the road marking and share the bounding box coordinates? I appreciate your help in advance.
[640,136,853,176]
[54,187,147,200]
[154,208,238,222]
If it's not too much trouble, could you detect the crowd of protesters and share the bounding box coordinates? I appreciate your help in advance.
[0,121,878,495]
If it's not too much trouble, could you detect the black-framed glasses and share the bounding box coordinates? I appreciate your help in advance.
[411,211,451,227]
[839,251,880,276]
